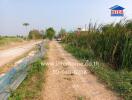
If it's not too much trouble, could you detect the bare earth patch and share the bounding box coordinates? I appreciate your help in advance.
[42,41,121,100]
[0,41,41,74]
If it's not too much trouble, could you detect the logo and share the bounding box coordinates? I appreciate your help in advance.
[110,5,125,16]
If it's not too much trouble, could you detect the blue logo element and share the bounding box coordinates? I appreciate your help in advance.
[110,5,125,16]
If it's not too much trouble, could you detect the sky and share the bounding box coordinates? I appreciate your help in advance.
[0,0,132,36]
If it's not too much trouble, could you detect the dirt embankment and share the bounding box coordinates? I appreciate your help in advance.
[0,41,41,74]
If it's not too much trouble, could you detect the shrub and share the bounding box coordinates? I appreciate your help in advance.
[28,30,43,39]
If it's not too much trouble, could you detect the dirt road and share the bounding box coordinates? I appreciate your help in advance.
[42,41,121,100]
[0,41,41,67]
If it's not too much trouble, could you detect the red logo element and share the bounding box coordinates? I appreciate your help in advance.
[111,10,123,14]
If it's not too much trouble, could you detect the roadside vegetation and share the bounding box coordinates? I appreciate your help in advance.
[9,59,47,100]
[61,20,132,100]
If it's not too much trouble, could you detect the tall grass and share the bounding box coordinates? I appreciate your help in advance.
[63,20,132,70]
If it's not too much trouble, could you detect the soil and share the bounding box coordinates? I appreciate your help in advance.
[42,41,121,100]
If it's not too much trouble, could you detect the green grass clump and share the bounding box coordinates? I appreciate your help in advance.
[9,59,46,100]
[64,44,95,60]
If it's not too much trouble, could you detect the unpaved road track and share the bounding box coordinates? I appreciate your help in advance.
[0,41,41,67]
[43,41,121,100]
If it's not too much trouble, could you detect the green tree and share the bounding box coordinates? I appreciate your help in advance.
[28,29,43,39]
[45,27,55,40]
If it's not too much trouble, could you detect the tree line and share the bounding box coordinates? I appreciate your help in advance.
[28,27,56,40]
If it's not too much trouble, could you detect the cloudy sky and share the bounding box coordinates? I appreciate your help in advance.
[0,0,132,35]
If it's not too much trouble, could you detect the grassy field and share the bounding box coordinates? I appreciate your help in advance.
[0,36,24,48]
[9,59,47,100]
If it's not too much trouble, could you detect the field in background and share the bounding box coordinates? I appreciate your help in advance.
[0,36,25,49]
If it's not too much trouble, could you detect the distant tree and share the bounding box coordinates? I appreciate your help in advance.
[23,23,29,27]
[45,27,55,40]
[28,29,43,39]
[23,23,30,37]
[58,28,66,39]
[40,30,46,39]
